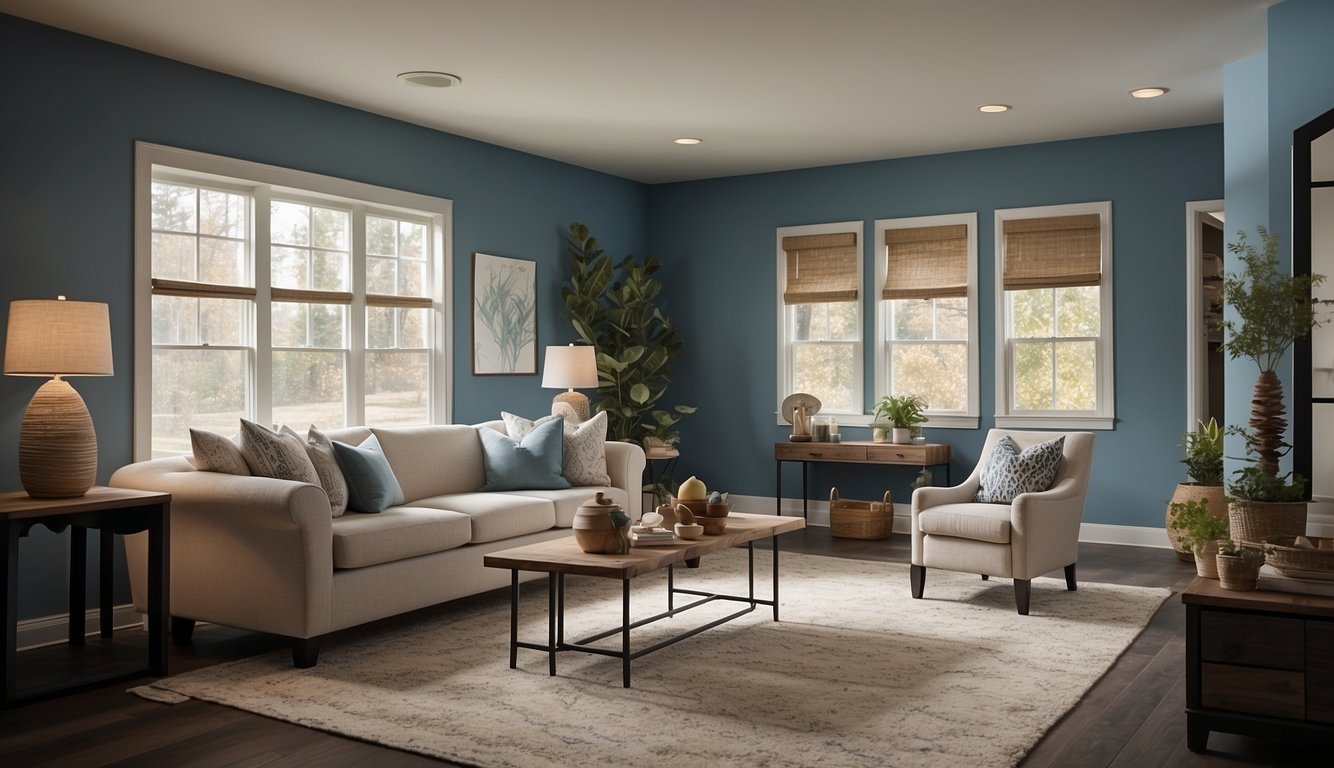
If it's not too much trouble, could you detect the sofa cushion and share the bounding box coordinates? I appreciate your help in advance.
[917,504,1013,544]
[411,492,556,543]
[371,425,486,500]
[238,419,321,486]
[478,418,569,492]
[189,429,249,475]
[331,507,473,569]
[333,435,405,513]
[502,410,612,487]
[975,435,1065,504]
[506,487,629,528]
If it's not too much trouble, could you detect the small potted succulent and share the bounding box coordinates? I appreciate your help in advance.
[873,394,928,444]
[1214,540,1268,591]
[1168,497,1231,579]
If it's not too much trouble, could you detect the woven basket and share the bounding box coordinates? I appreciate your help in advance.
[829,488,892,540]
[1263,535,1334,578]
[1227,499,1307,546]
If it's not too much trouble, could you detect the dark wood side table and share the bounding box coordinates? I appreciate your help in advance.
[1,486,170,707]
[1182,577,1334,751]
[774,441,951,517]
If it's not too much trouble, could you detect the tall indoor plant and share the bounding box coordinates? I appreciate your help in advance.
[1218,226,1324,543]
[1166,417,1225,562]
[561,222,695,446]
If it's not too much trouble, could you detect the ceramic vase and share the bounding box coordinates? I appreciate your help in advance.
[1192,539,1221,579]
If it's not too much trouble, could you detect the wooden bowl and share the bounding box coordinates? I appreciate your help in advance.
[705,503,731,518]
[699,517,727,535]
[670,498,708,518]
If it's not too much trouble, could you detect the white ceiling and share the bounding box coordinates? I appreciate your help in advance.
[0,0,1276,183]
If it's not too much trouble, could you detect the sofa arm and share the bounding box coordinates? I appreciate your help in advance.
[110,458,335,640]
[604,441,647,520]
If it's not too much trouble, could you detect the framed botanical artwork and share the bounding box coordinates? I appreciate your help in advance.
[472,252,537,375]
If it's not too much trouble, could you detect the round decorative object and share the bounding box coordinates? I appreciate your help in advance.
[677,476,707,500]
[19,378,97,498]
[573,492,631,554]
[674,523,704,540]
[1192,540,1221,579]
[780,393,821,425]
[1216,554,1262,591]
[1165,484,1227,563]
[699,517,726,535]
[641,510,664,528]
[1228,499,1307,546]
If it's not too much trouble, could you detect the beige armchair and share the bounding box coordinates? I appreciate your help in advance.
[910,429,1094,615]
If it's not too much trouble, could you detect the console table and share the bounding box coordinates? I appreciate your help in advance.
[1182,577,1334,752]
[1,487,171,706]
[774,441,951,517]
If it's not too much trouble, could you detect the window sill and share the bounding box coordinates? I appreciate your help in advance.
[993,415,1116,430]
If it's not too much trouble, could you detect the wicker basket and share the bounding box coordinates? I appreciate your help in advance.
[1263,535,1334,578]
[829,488,893,540]
[1227,499,1307,546]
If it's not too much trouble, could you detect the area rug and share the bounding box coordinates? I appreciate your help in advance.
[134,550,1170,768]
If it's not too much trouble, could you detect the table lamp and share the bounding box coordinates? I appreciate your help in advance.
[541,344,597,422]
[4,297,113,498]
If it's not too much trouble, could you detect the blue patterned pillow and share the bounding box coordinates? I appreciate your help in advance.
[975,435,1065,503]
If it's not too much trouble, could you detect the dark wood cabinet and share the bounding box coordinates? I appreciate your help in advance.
[1183,578,1334,750]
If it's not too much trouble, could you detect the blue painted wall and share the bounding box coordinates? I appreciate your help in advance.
[648,126,1225,528]
[0,15,648,620]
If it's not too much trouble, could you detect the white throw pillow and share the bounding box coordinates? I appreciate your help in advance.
[501,410,611,487]
[279,425,350,517]
[189,429,249,475]
[238,419,321,487]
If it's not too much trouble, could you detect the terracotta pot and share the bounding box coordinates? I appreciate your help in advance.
[1192,539,1221,579]
[1216,553,1262,591]
[1227,499,1307,546]
[1166,484,1227,563]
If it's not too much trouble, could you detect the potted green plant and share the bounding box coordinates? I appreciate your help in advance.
[873,394,927,444]
[1166,417,1225,562]
[1169,498,1231,579]
[1218,226,1323,544]
[1214,540,1268,591]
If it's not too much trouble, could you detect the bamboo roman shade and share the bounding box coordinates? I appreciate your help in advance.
[1002,213,1102,290]
[881,224,968,300]
[782,232,858,305]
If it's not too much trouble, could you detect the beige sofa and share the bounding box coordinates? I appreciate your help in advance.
[110,422,645,666]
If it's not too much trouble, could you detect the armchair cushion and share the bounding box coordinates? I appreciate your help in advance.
[975,434,1064,503]
[917,503,1012,544]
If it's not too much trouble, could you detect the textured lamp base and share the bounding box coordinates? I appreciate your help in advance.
[19,378,97,498]
[552,390,590,422]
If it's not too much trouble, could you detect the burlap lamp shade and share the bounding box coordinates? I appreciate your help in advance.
[541,344,597,422]
[4,298,113,498]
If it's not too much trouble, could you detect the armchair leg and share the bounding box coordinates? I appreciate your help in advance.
[1064,563,1077,591]
[292,637,321,668]
[171,616,195,646]
[1014,579,1031,615]
[910,565,925,599]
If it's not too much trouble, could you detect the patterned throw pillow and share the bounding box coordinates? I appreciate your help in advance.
[502,410,611,487]
[189,429,250,475]
[238,419,322,487]
[975,435,1066,504]
[279,425,350,517]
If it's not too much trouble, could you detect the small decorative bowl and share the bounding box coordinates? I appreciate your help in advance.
[674,523,704,540]
[699,517,727,535]
[705,503,731,518]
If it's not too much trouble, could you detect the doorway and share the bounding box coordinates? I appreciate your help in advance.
[1186,200,1225,430]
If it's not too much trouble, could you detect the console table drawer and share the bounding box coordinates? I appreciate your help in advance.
[866,444,949,465]
[774,444,867,462]
[1309,620,1334,723]
[1201,612,1304,669]
[1201,662,1305,719]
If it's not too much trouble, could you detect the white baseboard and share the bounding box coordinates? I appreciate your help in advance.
[16,604,143,651]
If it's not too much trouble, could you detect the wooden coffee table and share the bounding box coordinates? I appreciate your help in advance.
[484,512,805,687]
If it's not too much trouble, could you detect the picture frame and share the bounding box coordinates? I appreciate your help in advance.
[472,252,537,375]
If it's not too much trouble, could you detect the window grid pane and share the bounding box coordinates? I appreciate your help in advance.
[791,341,857,412]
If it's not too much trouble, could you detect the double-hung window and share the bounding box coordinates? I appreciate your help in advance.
[135,143,451,458]
[875,213,978,428]
[776,222,862,418]
[994,202,1113,429]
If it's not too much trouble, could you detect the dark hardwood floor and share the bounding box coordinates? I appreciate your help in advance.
[1,532,1326,767]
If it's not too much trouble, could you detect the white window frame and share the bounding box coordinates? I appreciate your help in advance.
[874,212,979,429]
[993,201,1114,430]
[133,142,453,459]
[775,221,864,424]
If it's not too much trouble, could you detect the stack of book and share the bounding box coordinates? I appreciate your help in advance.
[1256,564,1334,596]
[630,528,677,546]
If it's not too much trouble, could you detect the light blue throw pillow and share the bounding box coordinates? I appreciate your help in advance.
[331,434,405,513]
[479,416,570,492]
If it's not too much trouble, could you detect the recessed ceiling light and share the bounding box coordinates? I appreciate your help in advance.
[673,137,703,145]
[397,71,462,88]
[1130,87,1168,99]
[978,104,1010,113]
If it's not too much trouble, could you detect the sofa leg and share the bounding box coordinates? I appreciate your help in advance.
[1064,563,1077,591]
[171,616,195,646]
[910,564,925,599]
[1015,579,1031,615]
[981,574,989,581]
[292,637,321,668]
